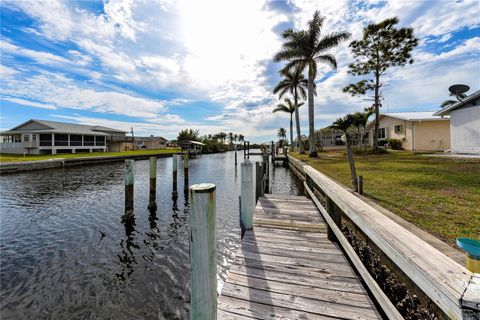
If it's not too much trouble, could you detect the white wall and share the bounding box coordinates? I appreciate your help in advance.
[450,105,480,154]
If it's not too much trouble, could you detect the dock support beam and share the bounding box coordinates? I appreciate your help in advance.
[148,157,157,210]
[189,183,217,320]
[124,160,134,213]
[241,159,254,237]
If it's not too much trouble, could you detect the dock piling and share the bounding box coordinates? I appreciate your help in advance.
[189,183,217,320]
[184,153,189,190]
[172,154,178,194]
[255,161,263,201]
[358,175,364,195]
[240,159,254,236]
[148,157,157,210]
[124,160,134,213]
[235,144,237,166]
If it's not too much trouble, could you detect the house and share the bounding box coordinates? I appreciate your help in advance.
[434,90,480,154]
[0,119,129,154]
[178,140,205,156]
[366,112,450,151]
[135,136,168,150]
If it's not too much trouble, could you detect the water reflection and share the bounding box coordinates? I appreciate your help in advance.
[0,151,302,319]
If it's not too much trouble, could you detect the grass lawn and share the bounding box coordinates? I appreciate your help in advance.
[0,149,179,163]
[292,150,480,246]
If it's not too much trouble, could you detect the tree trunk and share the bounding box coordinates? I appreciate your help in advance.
[289,114,294,151]
[308,69,316,157]
[373,72,380,149]
[357,127,361,147]
[345,136,358,191]
[294,87,304,154]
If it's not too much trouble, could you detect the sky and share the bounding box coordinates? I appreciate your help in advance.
[1,0,479,142]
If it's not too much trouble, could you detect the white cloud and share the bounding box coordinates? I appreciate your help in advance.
[1,97,58,110]
[1,40,69,64]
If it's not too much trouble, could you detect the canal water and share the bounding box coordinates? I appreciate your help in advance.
[0,151,303,319]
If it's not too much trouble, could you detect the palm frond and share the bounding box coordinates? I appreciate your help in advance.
[315,54,337,70]
[315,32,351,53]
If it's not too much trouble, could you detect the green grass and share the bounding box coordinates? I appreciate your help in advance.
[292,150,480,246]
[0,149,179,163]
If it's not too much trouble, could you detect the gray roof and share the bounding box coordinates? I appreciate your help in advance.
[135,136,168,142]
[1,119,126,136]
[434,89,480,116]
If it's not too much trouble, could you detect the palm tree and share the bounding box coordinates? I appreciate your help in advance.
[228,132,234,145]
[273,66,309,154]
[440,92,467,108]
[274,11,350,157]
[218,132,227,144]
[238,134,244,143]
[330,114,358,191]
[352,110,372,146]
[273,97,304,150]
[177,128,200,141]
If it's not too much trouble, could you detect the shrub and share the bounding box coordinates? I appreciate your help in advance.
[387,138,403,150]
[352,147,388,155]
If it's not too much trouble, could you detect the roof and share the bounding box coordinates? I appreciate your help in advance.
[179,140,206,146]
[434,89,480,116]
[1,119,126,136]
[135,136,167,142]
[366,111,449,129]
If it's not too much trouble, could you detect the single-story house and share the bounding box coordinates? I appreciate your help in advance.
[0,119,128,154]
[135,136,168,150]
[434,90,480,154]
[367,112,450,151]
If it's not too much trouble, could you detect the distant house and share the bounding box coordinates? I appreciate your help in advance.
[178,140,205,156]
[366,112,450,151]
[0,119,129,154]
[135,136,168,150]
[434,90,480,154]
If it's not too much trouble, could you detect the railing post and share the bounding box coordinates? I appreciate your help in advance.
[358,175,364,195]
[189,183,217,320]
[148,157,157,210]
[240,159,254,237]
[124,160,134,213]
[326,196,341,242]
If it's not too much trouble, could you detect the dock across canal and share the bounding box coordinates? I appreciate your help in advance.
[218,194,382,319]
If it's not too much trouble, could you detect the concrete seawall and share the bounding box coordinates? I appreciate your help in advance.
[0,153,177,174]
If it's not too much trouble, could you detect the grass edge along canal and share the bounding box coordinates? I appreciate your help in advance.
[0,149,179,163]
[291,150,480,246]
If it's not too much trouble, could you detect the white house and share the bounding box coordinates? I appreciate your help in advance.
[0,119,127,154]
[434,90,480,154]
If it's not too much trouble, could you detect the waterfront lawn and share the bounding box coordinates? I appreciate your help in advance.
[0,149,179,163]
[292,150,480,246]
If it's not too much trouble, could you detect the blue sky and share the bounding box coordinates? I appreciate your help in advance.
[1,0,479,142]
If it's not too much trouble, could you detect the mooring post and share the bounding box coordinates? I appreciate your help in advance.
[184,153,189,190]
[358,175,364,195]
[148,157,157,210]
[243,141,246,159]
[270,141,274,163]
[255,161,263,201]
[189,183,217,320]
[172,154,178,194]
[262,154,269,193]
[240,159,254,237]
[124,159,134,213]
[235,144,238,166]
[247,141,250,159]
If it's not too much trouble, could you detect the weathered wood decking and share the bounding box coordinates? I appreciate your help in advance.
[218,194,382,319]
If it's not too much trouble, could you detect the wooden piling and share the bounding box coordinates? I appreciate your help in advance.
[270,141,274,163]
[247,141,250,158]
[358,175,364,195]
[262,154,269,193]
[243,141,246,159]
[184,153,189,190]
[148,157,157,210]
[255,161,263,201]
[124,159,134,213]
[172,154,178,194]
[189,183,217,320]
[240,159,254,235]
[235,144,237,166]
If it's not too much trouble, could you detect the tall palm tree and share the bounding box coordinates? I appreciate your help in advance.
[330,114,358,191]
[228,132,234,145]
[274,11,350,157]
[277,128,287,148]
[352,110,372,146]
[218,132,227,144]
[273,66,308,154]
[238,134,245,143]
[273,97,304,150]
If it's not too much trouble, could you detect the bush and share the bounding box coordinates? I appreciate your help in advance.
[352,147,388,155]
[387,138,403,150]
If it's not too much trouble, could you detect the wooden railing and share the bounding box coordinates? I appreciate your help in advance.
[288,155,479,319]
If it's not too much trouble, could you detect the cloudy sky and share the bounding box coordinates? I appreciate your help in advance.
[1,0,479,141]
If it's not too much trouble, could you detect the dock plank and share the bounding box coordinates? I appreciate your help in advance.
[218,195,382,319]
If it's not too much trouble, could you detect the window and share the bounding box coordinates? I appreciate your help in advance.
[23,134,30,142]
[32,134,37,142]
[70,135,82,146]
[54,134,68,146]
[84,135,95,146]
[378,128,386,139]
[39,134,52,146]
[95,136,105,146]
[394,125,403,133]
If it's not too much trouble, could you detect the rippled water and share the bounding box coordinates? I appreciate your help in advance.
[0,151,303,319]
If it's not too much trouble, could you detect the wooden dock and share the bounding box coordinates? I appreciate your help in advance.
[218,194,382,319]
